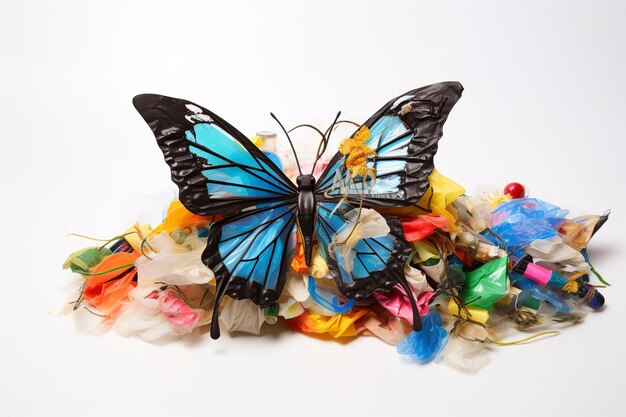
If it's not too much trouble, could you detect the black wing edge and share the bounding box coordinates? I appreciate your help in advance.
[322,215,422,330]
[201,204,298,339]
[316,81,464,208]
[132,94,296,216]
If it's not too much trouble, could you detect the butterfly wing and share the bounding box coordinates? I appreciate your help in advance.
[313,82,463,330]
[315,202,411,299]
[134,94,299,339]
[204,201,298,338]
[133,94,297,215]
[315,81,463,207]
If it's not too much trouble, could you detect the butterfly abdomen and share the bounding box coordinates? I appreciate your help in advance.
[296,174,316,266]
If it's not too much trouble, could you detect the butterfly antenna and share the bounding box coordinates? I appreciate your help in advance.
[270,112,302,176]
[392,268,423,332]
[311,111,341,176]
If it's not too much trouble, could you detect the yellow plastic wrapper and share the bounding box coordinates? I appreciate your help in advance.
[309,250,329,278]
[288,309,367,338]
[124,223,152,253]
[152,200,212,235]
[447,298,489,324]
[379,169,465,227]
[412,240,441,263]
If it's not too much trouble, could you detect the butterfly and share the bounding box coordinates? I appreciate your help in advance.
[133,81,463,339]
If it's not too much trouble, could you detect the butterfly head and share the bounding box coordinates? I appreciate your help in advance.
[296,174,315,191]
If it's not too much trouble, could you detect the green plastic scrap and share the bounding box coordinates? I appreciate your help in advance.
[62,247,113,274]
[263,303,279,317]
[460,256,508,310]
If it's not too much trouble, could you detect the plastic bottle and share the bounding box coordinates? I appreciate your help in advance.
[254,131,283,170]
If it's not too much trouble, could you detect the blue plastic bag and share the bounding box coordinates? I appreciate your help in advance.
[397,311,448,363]
[485,198,568,257]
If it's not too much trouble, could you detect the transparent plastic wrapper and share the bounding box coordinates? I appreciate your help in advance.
[219,299,266,336]
[135,232,214,286]
[328,208,390,272]
[444,336,490,372]
[115,287,189,343]
[526,236,588,273]
[360,311,412,345]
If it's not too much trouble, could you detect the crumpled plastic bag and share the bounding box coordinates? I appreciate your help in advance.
[373,265,435,324]
[360,311,412,345]
[82,251,140,314]
[219,298,265,335]
[401,214,449,242]
[397,311,448,363]
[527,236,588,273]
[559,213,609,251]
[114,286,192,343]
[444,336,490,372]
[136,232,214,286]
[287,309,367,338]
[152,199,213,235]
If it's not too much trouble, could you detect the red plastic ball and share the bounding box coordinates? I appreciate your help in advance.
[503,182,526,199]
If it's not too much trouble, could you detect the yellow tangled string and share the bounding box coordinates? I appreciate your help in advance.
[489,330,560,346]
[338,126,377,178]
[562,270,586,293]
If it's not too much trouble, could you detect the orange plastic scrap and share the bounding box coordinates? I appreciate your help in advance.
[82,251,140,314]
[291,232,309,273]
[153,200,213,235]
[401,214,449,242]
[287,309,368,338]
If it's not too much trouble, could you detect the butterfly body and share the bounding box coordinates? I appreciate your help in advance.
[134,81,463,339]
[296,173,317,266]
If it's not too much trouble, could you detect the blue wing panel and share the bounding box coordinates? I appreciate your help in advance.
[186,124,293,196]
[317,115,411,196]
[204,202,298,306]
[315,202,409,299]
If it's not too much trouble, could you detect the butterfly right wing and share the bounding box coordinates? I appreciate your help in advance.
[315,82,463,208]
[315,202,411,297]
[314,200,420,330]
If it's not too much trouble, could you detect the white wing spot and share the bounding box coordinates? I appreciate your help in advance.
[391,95,413,110]
[185,104,203,113]
[184,104,213,123]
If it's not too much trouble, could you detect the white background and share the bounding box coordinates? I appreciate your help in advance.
[1,1,625,416]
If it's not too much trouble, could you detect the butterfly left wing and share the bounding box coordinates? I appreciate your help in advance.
[133,94,297,216]
[133,94,299,339]
[204,201,298,338]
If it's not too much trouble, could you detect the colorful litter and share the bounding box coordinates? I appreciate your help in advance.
[62,82,611,371]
